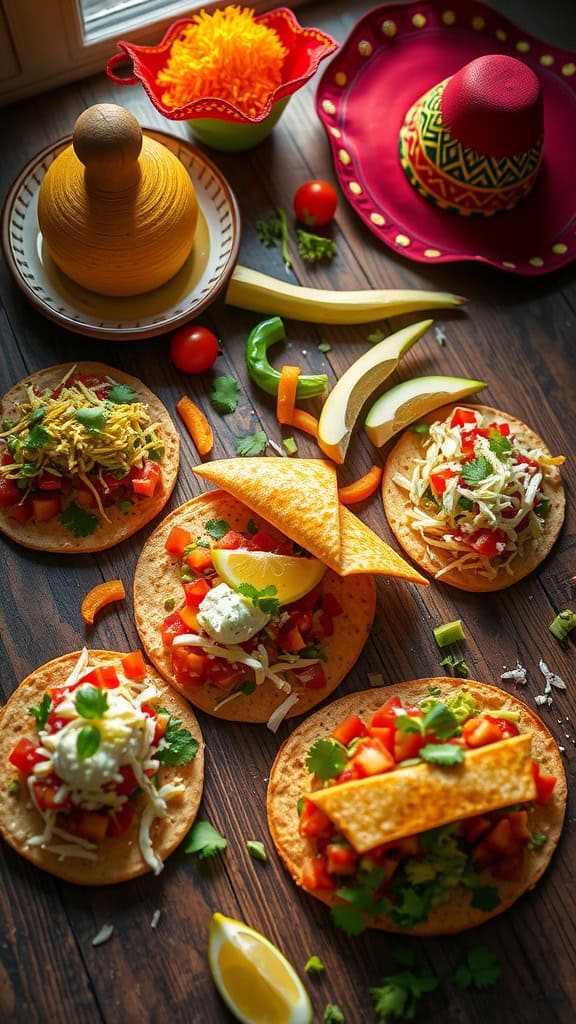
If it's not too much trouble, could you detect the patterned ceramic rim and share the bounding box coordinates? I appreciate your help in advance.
[315,0,576,275]
[1,129,241,340]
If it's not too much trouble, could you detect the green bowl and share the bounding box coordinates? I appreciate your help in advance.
[187,96,290,152]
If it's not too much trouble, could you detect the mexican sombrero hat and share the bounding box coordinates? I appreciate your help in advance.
[315,0,576,274]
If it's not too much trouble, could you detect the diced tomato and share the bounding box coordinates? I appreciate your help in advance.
[488,420,511,437]
[483,818,514,855]
[459,815,493,846]
[516,454,539,472]
[184,546,214,572]
[301,853,336,890]
[467,528,508,558]
[79,665,120,689]
[131,459,161,497]
[491,851,524,880]
[8,499,33,524]
[351,738,395,777]
[179,605,200,632]
[322,592,343,618]
[76,483,97,509]
[367,725,395,754]
[430,468,458,495]
[34,779,73,812]
[184,577,211,607]
[295,663,327,689]
[213,530,256,551]
[65,810,110,843]
[531,760,557,804]
[277,621,306,652]
[8,737,49,773]
[462,716,504,748]
[49,680,82,705]
[45,709,68,734]
[205,662,247,691]
[113,765,140,797]
[506,810,531,843]
[161,611,190,646]
[451,408,477,428]
[0,476,21,507]
[334,763,362,784]
[250,529,280,552]
[37,471,63,491]
[501,490,522,519]
[484,715,519,739]
[121,650,147,681]
[171,645,211,685]
[294,587,322,613]
[107,803,135,837]
[331,715,368,747]
[394,726,425,763]
[32,493,61,522]
[298,798,334,839]
[370,696,402,730]
[164,525,192,557]
[325,841,358,875]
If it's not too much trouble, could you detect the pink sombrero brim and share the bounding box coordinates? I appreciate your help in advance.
[315,0,576,275]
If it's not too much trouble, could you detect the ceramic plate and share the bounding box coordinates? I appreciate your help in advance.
[1,129,240,339]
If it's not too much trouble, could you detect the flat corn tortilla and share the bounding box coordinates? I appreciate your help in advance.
[382,405,565,591]
[0,651,204,885]
[133,491,376,723]
[308,734,535,853]
[193,458,426,583]
[0,362,180,553]
[267,678,566,935]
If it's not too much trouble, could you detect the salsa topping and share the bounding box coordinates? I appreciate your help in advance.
[8,649,198,874]
[0,367,166,534]
[392,407,564,581]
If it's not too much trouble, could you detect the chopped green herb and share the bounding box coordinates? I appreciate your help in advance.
[549,608,576,640]
[184,819,227,859]
[366,328,386,344]
[204,518,230,540]
[75,684,109,720]
[488,429,512,459]
[74,408,107,432]
[256,208,292,269]
[117,499,133,513]
[237,582,280,616]
[235,430,268,457]
[458,496,474,511]
[61,502,99,537]
[323,1005,345,1024]
[318,341,332,353]
[28,692,52,730]
[76,724,101,760]
[107,383,137,404]
[158,715,199,766]
[304,955,325,975]
[453,946,501,990]
[305,738,348,780]
[433,619,466,648]
[419,743,464,766]
[246,840,267,862]
[8,780,20,796]
[410,423,430,435]
[300,643,328,662]
[282,436,298,456]
[164,597,176,611]
[210,376,241,414]
[395,715,424,735]
[239,680,257,695]
[460,456,491,486]
[422,702,459,739]
[147,444,165,462]
[297,229,337,263]
[1,418,15,431]
[24,425,52,449]
[536,496,551,518]
[296,796,304,816]
[440,654,471,678]
[427,683,442,697]
[371,966,439,1020]
[469,886,500,912]
[529,831,548,849]
[28,405,46,425]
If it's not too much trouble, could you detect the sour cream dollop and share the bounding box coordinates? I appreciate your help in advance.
[196,582,271,644]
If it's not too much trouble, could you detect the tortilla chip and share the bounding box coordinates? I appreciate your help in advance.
[308,734,535,853]
[193,458,426,583]
[0,651,204,885]
[267,678,566,934]
[382,405,565,591]
[0,363,180,553]
[133,491,376,723]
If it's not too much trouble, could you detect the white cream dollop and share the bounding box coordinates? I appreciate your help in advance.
[196,582,271,644]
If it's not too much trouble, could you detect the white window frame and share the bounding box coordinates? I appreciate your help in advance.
[0,0,305,107]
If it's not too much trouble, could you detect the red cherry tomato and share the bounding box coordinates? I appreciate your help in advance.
[293,180,338,227]
[169,326,219,374]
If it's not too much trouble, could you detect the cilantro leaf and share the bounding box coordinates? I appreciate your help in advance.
[458,496,474,511]
[454,947,501,990]
[24,424,52,449]
[297,229,337,263]
[323,1005,345,1024]
[371,969,439,1021]
[256,208,292,269]
[370,981,408,1020]
[529,831,548,849]
[460,456,491,486]
[305,738,348,779]
[330,902,366,936]
[184,819,227,859]
[422,702,459,739]
[427,683,442,697]
[395,715,424,735]
[107,383,137,404]
[61,502,99,537]
[74,684,109,720]
[410,422,429,436]
[418,743,464,766]
[470,886,500,912]
[76,724,101,760]
[237,582,280,617]
[28,405,46,425]
[304,955,325,975]
[235,431,268,457]
[74,408,107,432]
[366,328,386,344]
[158,715,199,766]
[204,518,230,539]
[488,429,512,459]
[28,692,52,730]
[210,376,241,414]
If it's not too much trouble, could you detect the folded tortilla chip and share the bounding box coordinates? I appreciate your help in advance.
[307,733,535,853]
[193,458,426,583]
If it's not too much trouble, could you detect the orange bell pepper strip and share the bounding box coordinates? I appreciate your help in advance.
[276,365,301,425]
[287,408,319,438]
[81,579,126,626]
[338,465,383,505]
[176,396,214,456]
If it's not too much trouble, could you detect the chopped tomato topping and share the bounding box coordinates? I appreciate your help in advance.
[325,841,358,875]
[32,493,61,522]
[184,546,214,572]
[161,611,191,646]
[184,578,211,607]
[462,716,504,748]
[331,715,367,747]
[467,528,508,558]
[179,605,200,632]
[9,737,49,774]
[295,663,327,690]
[370,697,402,730]
[165,525,192,557]
[484,715,519,739]
[79,665,120,689]
[531,760,557,804]
[301,853,336,890]
[8,499,33,524]
[131,459,161,497]
[394,727,425,763]
[107,803,135,837]
[121,650,147,681]
[0,476,21,507]
[64,810,110,843]
[430,468,458,495]
[37,470,63,491]
[450,408,477,428]
[351,737,395,777]
[171,645,211,685]
[298,798,333,839]
[213,530,256,551]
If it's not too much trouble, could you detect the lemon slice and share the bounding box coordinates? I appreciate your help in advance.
[211,549,326,605]
[208,913,313,1024]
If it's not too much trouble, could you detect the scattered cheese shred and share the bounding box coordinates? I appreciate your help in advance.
[92,924,114,947]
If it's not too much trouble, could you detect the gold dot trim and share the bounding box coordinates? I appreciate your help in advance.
[412,14,426,28]
[395,233,411,247]
[381,19,397,37]
[349,182,362,196]
[529,257,544,267]
[472,16,485,30]
[552,243,568,255]
[562,63,576,76]
[424,248,441,258]
[502,261,517,269]
[358,40,373,57]
[322,100,336,115]
[334,71,347,87]
[540,54,554,66]
[516,41,530,53]
[442,11,456,26]
[329,127,341,139]
[495,29,507,41]
[338,149,351,166]
[370,213,386,226]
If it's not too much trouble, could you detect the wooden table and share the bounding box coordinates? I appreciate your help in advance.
[1,2,574,1022]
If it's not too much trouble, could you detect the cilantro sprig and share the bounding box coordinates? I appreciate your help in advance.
[453,946,501,990]
[235,431,268,457]
[28,692,52,730]
[237,582,280,616]
[297,229,337,263]
[108,383,137,405]
[305,738,348,780]
[460,456,491,486]
[184,819,227,859]
[204,518,230,540]
[61,502,99,537]
[157,714,199,766]
[210,376,241,414]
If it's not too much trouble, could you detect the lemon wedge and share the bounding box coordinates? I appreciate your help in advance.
[211,549,326,606]
[208,913,313,1024]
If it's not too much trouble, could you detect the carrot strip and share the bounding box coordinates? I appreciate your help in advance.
[81,580,126,626]
[176,396,214,456]
[288,408,319,438]
[276,365,301,425]
[338,465,383,505]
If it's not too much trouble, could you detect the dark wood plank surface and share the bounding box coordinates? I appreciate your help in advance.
[1,2,575,1022]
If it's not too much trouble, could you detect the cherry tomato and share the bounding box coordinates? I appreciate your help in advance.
[169,325,219,374]
[293,180,338,227]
